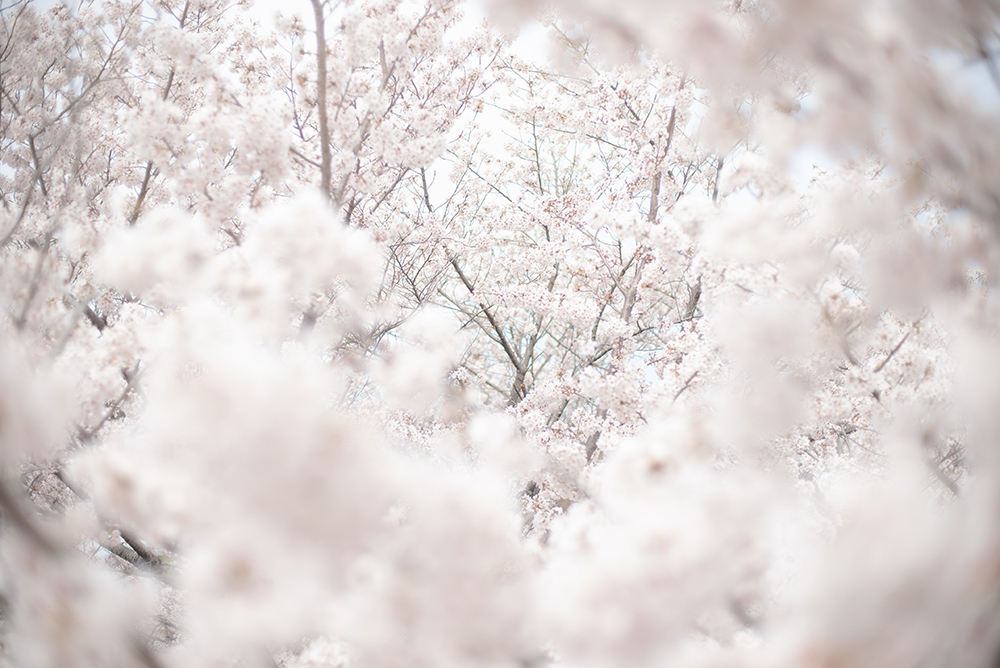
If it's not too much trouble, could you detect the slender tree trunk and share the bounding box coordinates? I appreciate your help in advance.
[310,0,332,201]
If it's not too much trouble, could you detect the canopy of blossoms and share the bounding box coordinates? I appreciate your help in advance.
[1,0,999,666]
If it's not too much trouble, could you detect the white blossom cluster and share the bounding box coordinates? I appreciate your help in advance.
[1,0,999,666]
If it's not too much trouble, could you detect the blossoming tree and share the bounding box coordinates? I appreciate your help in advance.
[1,0,999,666]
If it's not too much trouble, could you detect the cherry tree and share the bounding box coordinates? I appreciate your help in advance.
[1,0,1000,666]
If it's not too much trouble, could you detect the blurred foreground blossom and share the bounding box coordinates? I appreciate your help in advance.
[2,0,1000,666]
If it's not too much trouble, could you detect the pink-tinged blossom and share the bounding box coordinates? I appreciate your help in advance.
[1,0,999,666]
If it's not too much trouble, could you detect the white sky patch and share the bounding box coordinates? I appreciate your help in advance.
[928,46,1000,113]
